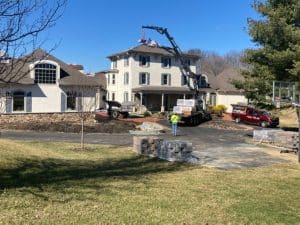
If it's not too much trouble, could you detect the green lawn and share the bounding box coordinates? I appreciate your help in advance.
[0,140,299,225]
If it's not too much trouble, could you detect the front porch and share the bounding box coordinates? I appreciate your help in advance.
[132,86,194,112]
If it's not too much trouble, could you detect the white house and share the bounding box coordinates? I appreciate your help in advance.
[0,49,106,113]
[204,68,247,112]
[104,44,208,112]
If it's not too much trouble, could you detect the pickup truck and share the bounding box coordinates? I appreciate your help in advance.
[231,104,279,128]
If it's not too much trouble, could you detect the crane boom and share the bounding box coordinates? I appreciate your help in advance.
[142,25,201,97]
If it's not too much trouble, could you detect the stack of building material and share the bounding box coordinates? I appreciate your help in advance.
[133,136,163,157]
[157,140,193,162]
[173,99,196,116]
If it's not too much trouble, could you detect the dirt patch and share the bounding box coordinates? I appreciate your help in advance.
[0,117,138,133]
[200,119,252,130]
[0,112,142,133]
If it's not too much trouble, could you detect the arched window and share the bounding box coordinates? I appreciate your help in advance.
[34,63,57,84]
[13,91,25,111]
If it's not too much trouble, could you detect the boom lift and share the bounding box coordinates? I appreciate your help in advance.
[142,26,211,125]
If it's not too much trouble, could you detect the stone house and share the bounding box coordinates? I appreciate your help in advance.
[0,49,106,113]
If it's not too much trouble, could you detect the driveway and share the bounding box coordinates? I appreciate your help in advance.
[1,124,291,170]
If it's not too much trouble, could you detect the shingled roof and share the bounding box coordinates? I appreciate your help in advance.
[215,68,244,94]
[0,49,105,87]
[107,44,200,59]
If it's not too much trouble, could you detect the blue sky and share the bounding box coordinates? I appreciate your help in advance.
[43,0,260,73]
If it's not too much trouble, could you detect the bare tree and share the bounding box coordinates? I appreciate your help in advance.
[0,0,66,83]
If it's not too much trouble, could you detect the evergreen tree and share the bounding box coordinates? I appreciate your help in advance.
[233,0,300,102]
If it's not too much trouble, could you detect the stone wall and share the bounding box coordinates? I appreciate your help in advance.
[133,136,193,163]
[0,112,96,125]
[253,129,298,150]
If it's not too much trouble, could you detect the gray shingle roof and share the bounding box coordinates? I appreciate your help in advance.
[107,44,200,59]
[0,49,105,87]
[215,68,244,93]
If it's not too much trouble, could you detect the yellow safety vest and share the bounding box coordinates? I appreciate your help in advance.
[170,114,180,123]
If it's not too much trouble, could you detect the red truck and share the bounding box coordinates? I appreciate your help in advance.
[231,104,279,128]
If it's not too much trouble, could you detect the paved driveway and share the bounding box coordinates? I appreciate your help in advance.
[1,125,291,170]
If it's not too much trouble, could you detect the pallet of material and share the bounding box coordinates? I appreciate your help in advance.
[176,99,196,107]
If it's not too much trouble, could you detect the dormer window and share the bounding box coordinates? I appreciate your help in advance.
[34,63,56,84]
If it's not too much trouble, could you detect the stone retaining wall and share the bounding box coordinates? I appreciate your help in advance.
[253,129,298,150]
[133,136,193,162]
[0,112,96,125]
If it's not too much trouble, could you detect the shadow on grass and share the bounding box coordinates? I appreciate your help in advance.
[0,155,193,190]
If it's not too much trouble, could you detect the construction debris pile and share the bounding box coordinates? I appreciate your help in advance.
[173,99,196,116]
[133,136,196,163]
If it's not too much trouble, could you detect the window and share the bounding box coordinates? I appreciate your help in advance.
[34,63,56,84]
[124,72,129,85]
[13,91,25,111]
[112,74,116,85]
[124,92,128,102]
[107,74,110,85]
[124,55,129,66]
[112,59,117,68]
[210,93,216,106]
[161,73,171,85]
[200,75,208,88]
[182,75,188,86]
[161,57,171,68]
[112,92,115,101]
[139,72,150,85]
[139,55,150,67]
[184,59,191,66]
[67,91,76,110]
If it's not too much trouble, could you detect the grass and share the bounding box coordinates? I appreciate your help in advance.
[273,107,298,129]
[0,140,300,225]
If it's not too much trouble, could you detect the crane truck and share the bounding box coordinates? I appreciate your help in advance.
[142,26,211,125]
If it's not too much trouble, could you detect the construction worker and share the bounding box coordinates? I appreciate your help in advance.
[170,113,180,136]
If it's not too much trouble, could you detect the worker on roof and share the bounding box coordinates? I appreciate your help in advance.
[170,113,180,136]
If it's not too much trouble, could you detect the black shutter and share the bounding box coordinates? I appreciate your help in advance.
[168,74,171,85]
[147,56,150,66]
[147,73,150,85]
[139,73,142,85]
[161,74,163,85]
[139,55,142,66]
[26,92,32,112]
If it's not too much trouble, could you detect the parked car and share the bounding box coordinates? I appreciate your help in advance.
[231,104,279,128]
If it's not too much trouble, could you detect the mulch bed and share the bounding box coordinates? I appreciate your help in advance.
[0,120,138,133]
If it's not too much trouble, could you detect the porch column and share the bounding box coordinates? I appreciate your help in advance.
[139,92,143,113]
[161,93,165,112]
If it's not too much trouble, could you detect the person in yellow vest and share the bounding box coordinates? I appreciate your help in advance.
[170,113,180,136]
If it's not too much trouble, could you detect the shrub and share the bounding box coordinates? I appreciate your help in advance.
[211,105,227,116]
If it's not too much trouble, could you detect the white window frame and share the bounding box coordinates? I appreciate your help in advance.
[124,72,129,85]
[139,72,150,85]
[161,73,171,86]
[124,55,129,67]
[124,92,129,102]
[29,60,60,85]
[112,59,117,69]
[161,57,171,68]
[139,55,150,67]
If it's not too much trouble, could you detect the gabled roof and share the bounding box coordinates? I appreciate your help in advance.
[107,44,200,59]
[215,68,244,94]
[0,49,105,87]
